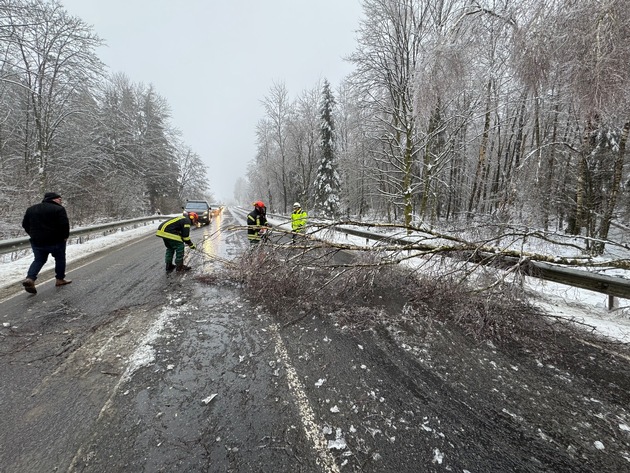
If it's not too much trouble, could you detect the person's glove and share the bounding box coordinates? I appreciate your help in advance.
[188,243,196,250]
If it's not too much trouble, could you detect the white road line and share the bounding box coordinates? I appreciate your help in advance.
[270,323,340,473]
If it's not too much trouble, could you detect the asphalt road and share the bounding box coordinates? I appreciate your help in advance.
[1,209,630,472]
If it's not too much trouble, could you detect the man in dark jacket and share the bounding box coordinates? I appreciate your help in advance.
[156,212,197,272]
[21,192,71,294]
[247,201,269,244]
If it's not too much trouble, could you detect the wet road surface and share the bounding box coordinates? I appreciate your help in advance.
[1,208,630,472]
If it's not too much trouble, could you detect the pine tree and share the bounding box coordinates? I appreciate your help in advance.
[314,79,341,218]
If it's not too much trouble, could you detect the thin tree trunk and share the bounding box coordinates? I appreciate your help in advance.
[571,121,595,235]
[542,102,560,230]
[419,103,441,219]
[468,80,492,216]
[403,124,414,231]
[593,121,630,254]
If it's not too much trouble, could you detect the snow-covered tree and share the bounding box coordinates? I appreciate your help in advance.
[2,0,104,194]
[176,145,209,205]
[313,79,341,218]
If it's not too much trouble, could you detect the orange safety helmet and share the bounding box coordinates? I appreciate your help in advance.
[188,211,199,224]
[253,201,265,209]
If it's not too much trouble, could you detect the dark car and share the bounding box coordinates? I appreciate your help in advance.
[184,200,212,225]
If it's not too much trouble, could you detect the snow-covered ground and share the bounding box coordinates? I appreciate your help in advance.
[3,217,630,344]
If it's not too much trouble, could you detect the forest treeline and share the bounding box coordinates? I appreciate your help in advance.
[244,0,630,255]
[2,0,630,257]
[0,0,209,237]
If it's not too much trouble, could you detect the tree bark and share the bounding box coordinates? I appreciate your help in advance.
[593,121,630,254]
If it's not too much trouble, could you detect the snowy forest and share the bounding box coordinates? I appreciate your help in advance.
[2,0,630,259]
[244,0,630,257]
[0,0,210,238]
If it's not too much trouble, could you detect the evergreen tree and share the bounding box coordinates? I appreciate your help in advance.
[314,79,341,218]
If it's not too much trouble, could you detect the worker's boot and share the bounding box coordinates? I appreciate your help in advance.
[166,263,175,272]
[22,278,37,294]
[176,264,191,272]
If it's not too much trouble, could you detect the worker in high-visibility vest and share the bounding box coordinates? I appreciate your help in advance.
[156,212,197,271]
[291,202,307,242]
[247,201,269,244]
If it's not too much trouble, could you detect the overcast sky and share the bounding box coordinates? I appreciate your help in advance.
[60,0,364,203]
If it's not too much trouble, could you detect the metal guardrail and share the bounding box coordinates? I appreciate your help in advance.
[232,210,630,300]
[236,211,630,301]
[7,209,626,302]
[0,215,162,256]
[333,225,630,301]
[515,259,630,299]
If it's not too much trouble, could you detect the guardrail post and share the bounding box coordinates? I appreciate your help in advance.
[607,295,618,311]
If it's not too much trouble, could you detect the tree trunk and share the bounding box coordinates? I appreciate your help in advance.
[403,124,414,232]
[468,80,492,216]
[419,103,441,219]
[593,121,630,254]
[570,120,595,235]
[542,102,560,231]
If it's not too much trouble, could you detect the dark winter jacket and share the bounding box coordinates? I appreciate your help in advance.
[247,208,268,242]
[22,196,70,246]
[156,216,193,245]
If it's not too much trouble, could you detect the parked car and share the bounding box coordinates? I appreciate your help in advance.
[184,200,212,225]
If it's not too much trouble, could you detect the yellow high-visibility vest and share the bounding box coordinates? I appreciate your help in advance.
[291,208,307,232]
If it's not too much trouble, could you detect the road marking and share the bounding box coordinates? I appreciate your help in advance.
[270,323,340,473]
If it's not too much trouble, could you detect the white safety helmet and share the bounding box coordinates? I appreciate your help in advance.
[293,202,301,208]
